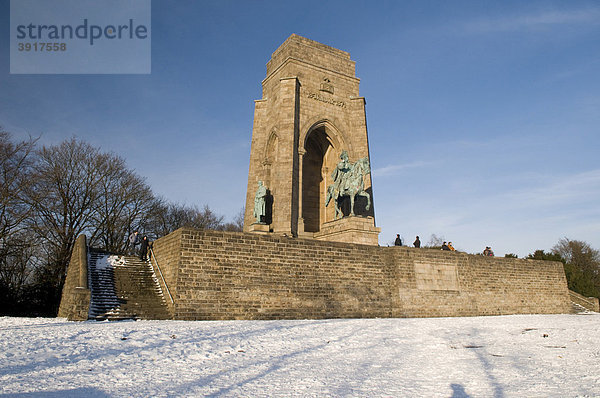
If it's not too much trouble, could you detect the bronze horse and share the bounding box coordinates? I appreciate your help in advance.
[325,156,371,219]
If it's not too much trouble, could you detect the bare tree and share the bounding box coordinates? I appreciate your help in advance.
[425,233,445,248]
[0,130,39,312]
[553,238,600,269]
[553,238,600,297]
[87,156,155,253]
[218,207,244,232]
[0,235,41,314]
[25,139,111,313]
[147,202,225,237]
[0,131,37,247]
[189,204,224,230]
[140,197,171,239]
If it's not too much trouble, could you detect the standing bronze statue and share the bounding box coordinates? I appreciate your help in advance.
[253,181,268,224]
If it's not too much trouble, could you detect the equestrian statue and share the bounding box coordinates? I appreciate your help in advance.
[324,150,371,219]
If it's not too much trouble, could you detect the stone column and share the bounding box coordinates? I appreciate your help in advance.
[321,165,329,224]
[271,76,300,236]
[297,147,311,237]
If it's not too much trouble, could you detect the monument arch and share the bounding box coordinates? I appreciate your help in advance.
[299,119,359,234]
[301,123,335,233]
[299,116,352,155]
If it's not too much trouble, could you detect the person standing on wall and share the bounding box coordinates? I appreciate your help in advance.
[394,234,402,246]
[413,236,421,248]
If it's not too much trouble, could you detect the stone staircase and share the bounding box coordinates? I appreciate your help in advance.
[571,302,593,314]
[88,249,171,321]
[569,289,599,314]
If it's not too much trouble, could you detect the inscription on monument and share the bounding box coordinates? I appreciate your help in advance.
[414,261,460,291]
[306,92,346,108]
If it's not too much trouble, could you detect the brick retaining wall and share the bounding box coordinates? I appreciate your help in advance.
[152,228,571,320]
[149,229,182,317]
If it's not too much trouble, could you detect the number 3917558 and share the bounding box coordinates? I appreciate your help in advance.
[18,42,67,51]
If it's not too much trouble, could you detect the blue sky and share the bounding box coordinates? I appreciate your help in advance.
[1,0,599,256]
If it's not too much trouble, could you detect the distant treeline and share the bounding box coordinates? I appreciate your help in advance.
[521,239,600,300]
[0,130,242,317]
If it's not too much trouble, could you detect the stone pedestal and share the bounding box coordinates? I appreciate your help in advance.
[250,223,270,234]
[314,216,380,246]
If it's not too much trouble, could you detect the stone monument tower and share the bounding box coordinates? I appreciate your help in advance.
[244,34,380,245]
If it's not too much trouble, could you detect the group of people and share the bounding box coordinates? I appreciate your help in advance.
[441,241,455,251]
[127,231,151,261]
[483,246,495,256]
[393,235,494,255]
[394,235,421,248]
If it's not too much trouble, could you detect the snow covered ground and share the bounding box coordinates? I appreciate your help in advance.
[1,314,599,397]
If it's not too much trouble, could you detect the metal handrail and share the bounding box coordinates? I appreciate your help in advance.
[149,247,174,304]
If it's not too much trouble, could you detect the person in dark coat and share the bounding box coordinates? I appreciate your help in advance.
[139,235,149,261]
[413,236,421,248]
[441,242,450,251]
[394,234,402,246]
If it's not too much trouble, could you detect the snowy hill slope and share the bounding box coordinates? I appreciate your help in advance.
[1,314,599,397]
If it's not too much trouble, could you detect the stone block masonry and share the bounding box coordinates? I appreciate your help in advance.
[58,234,90,321]
[151,227,571,320]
